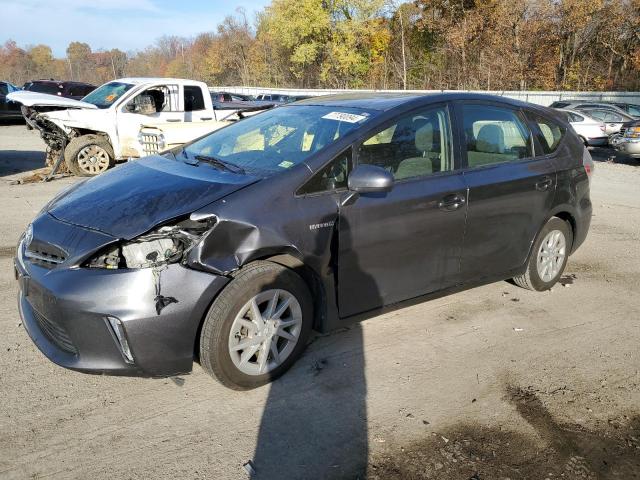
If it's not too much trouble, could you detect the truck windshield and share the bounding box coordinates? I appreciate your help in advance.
[82,81,134,109]
[183,105,376,175]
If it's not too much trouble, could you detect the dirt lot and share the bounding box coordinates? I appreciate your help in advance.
[0,123,639,480]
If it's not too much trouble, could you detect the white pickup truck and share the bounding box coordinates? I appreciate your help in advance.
[8,77,270,176]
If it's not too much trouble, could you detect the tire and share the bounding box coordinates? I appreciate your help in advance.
[199,261,313,390]
[513,217,573,291]
[64,135,114,177]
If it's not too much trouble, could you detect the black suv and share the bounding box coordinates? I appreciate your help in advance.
[22,80,96,100]
[0,81,22,119]
[15,93,592,389]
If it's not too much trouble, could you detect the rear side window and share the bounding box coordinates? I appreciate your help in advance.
[528,113,565,155]
[462,104,532,168]
[0,83,7,95]
[626,104,640,116]
[297,148,352,195]
[184,85,205,111]
[550,102,569,108]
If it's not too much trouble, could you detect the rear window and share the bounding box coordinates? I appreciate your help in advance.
[528,113,565,154]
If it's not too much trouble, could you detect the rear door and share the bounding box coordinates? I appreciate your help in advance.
[455,101,557,281]
[337,103,468,317]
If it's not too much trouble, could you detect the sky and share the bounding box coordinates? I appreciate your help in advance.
[0,0,272,56]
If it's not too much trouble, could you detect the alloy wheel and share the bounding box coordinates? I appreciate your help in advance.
[536,229,566,282]
[228,289,303,376]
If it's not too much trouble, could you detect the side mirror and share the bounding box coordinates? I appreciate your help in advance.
[348,164,394,193]
[125,102,138,113]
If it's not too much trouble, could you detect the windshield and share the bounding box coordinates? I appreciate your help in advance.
[27,82,61,95]
[183,105,375,175]
[82,81,134,109]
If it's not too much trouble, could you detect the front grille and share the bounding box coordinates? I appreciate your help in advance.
[32,308,78,355]
[138,132,165,155]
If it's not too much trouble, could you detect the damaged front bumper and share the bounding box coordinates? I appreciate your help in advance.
[14,217,230,377]
[610,136,640,158]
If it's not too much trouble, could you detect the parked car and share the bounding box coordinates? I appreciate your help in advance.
[14,93,592,389]
[557,109,608,146]
[255,93,290,103]
[286,95,313,102]
[8,78,271,176]
[578,108,635,135]
[549,100,636,119]
[210,91,270,110]
[611,102,640,118]
[23,80,96,100]
[0,81,22,119]
[210,91,256,103]
[610,121,640,159]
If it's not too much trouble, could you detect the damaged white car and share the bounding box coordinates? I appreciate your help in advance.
[8,77,271,177]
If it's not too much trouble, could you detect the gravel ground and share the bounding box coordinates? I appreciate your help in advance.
[0,123,639,480]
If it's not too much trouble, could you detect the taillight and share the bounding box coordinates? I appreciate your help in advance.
[582,147,594,181]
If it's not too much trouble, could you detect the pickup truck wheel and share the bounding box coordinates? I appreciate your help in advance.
[64,135,114,177]
[199,261,313,390]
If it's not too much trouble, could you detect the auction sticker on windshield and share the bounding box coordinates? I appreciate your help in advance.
[322,112,369,123]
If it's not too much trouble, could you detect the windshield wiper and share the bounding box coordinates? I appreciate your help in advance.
[194,154,246,174]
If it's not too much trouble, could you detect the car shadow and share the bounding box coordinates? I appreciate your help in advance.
[251,215,378,479]
[588,146,638,166]
[0,149,46,178]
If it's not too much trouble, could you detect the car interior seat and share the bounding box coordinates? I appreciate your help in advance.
[394,118,436,179]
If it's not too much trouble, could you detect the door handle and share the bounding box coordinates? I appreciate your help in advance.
[438,193,466,211]
[535,176,553,191]
[167,119,181,122]
[200,117,212,121]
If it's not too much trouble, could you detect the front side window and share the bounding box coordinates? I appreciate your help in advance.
[184,86,205,111]
[358,105,453,180]
[82,81,134,109]
[126,85,179,115]
[462,104,532,168]
[297,148,352,195]
[184,105,374,176]
[529,113,565,155]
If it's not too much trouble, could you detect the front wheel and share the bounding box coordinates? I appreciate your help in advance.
[513,217,573,291]
[199,261,313,390]
[64,135,114,176]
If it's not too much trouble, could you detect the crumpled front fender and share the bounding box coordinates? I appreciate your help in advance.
[185,218,303,275]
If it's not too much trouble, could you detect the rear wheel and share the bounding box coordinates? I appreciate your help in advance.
[513,217,572,291]
[64,135,114,176]
[199,261,313,390]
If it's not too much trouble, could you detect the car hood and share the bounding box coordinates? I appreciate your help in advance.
[7,90,98,109]
[47,155,260,239]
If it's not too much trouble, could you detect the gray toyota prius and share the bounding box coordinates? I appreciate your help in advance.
[15,93,592,389]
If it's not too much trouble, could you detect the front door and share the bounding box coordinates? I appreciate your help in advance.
[456,101,557,280]
[116,84,183,157]
[338,104,467,318]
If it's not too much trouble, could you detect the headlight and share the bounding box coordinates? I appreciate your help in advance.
[625,126,640,138]
[85,215,215,269]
